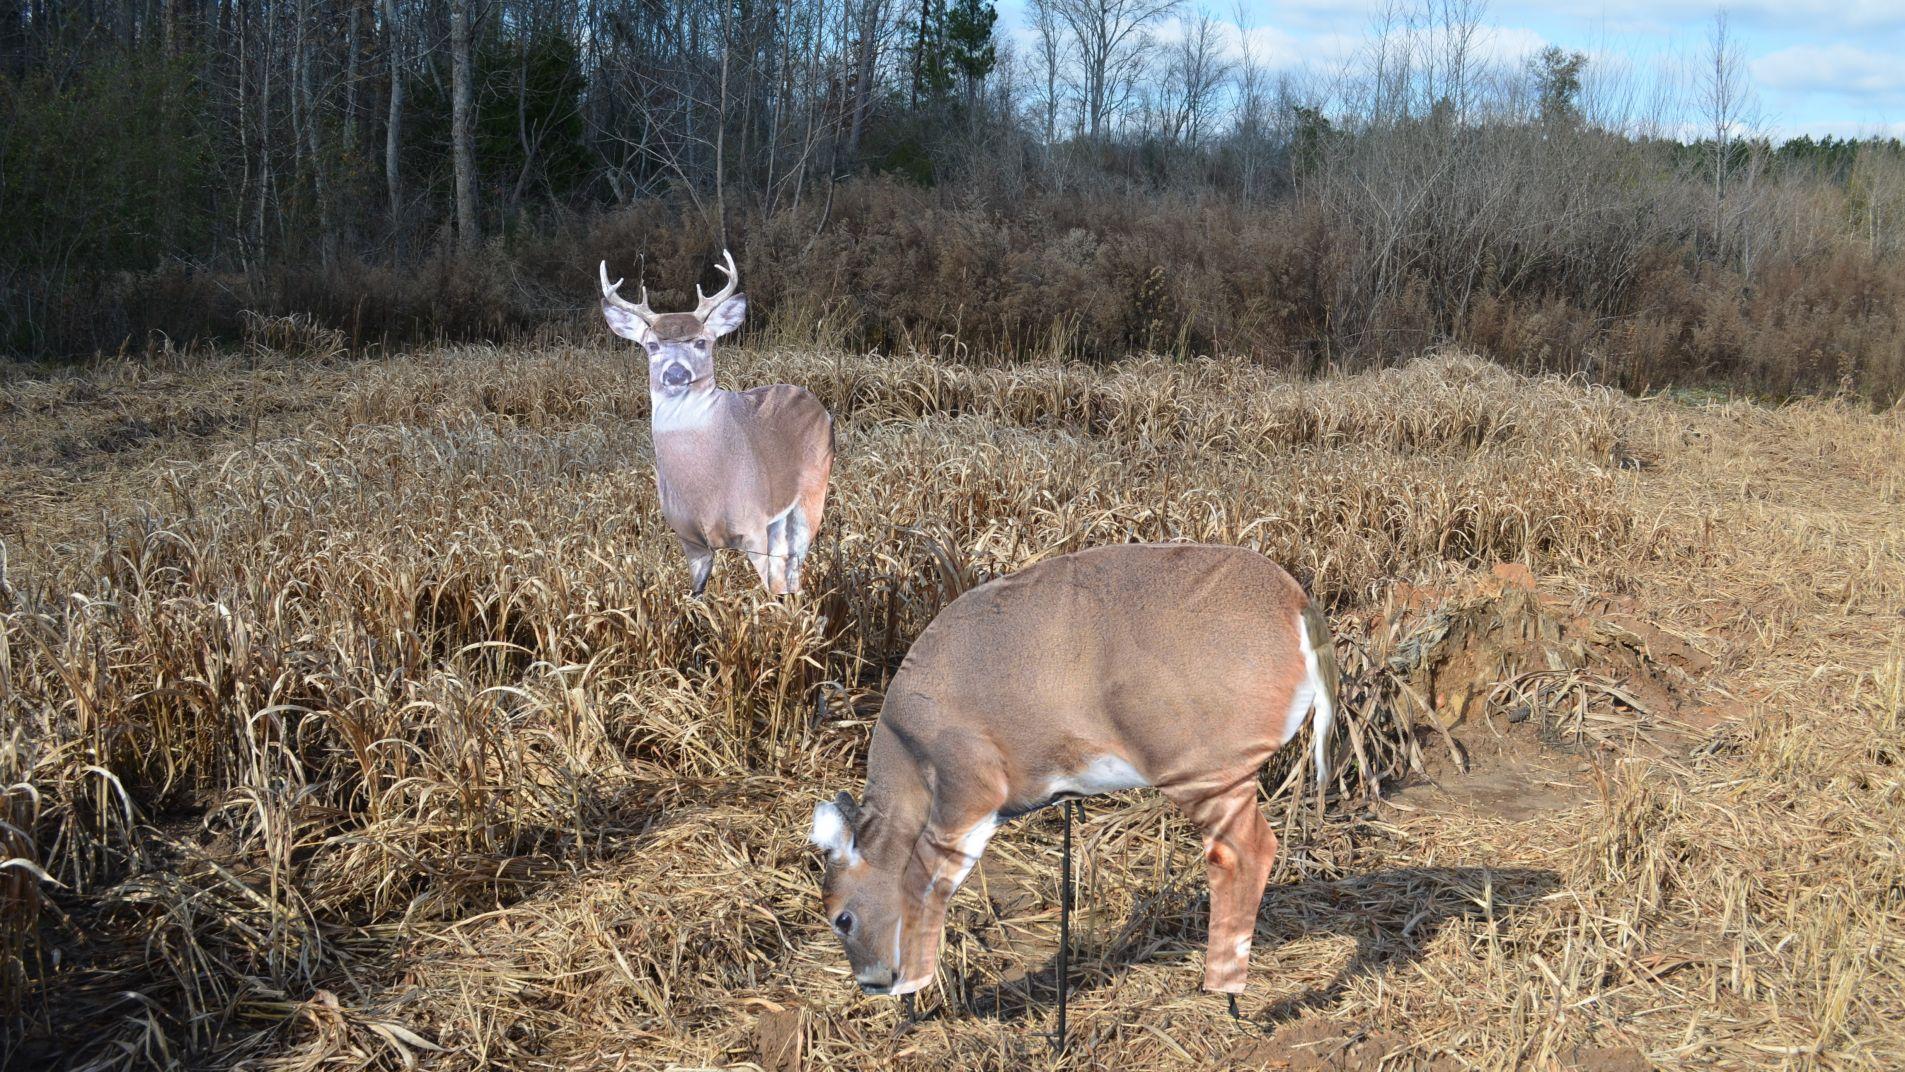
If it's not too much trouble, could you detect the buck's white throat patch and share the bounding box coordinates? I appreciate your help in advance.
[651,388,718,432]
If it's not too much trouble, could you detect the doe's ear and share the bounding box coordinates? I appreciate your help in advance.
[832,789,858,818]
[809,797,858,865]
[602,301,654,343]
[705,292,747,338]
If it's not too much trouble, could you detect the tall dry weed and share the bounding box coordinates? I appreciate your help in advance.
[0,340,1899,1070]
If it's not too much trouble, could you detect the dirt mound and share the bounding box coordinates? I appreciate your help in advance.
[1373,563,1720,819]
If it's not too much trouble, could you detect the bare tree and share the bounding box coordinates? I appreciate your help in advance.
[450,0,480,248]
[1699,8,1759,259]
[1028,0,1067,141]
[1161,8,1230,147]
[844,0,897,165]
[1231,3,1270,194]
[382,0,403,233]
[1041,0,1179,141]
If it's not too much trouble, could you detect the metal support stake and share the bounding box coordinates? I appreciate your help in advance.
[1053,799,1080,1054]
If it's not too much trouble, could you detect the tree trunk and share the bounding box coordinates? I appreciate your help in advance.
[844,0,881,165]
[450,0,479,249]
[299,0,335,264]
[383,0,402,233]
[345,0,360,150]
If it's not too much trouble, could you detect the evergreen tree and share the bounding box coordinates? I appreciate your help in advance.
[944,0,998,110]
[909,0,952,106]
[1532,45,1587,129]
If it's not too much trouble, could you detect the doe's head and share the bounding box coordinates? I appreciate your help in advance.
[810,791,945,996]
[599,250,747,398]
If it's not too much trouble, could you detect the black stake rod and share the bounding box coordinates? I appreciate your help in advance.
[1053,799,1076,1054]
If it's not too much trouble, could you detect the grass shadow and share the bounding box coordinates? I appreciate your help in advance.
[961,865,1560,1027]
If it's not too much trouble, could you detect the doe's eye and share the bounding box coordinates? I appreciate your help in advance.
[833,911,854,935]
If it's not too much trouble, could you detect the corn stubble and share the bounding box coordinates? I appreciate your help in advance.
[1,344,1900,1070]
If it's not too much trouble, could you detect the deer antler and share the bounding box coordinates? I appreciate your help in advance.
[599,261,657,324]
[692,249,740,320]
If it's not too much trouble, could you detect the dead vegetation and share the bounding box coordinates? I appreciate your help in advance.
[0,342,1900,1071]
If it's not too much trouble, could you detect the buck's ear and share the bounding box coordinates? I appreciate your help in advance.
[810,798,857,864]
[705,292,747,338]
[602,301,654,343]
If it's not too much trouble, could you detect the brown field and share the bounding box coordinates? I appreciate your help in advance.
[2,329,1902,1071]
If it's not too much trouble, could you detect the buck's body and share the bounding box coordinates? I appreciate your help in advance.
[600,251,834,595]
[652,383,833,590]
[812,542,1337,999]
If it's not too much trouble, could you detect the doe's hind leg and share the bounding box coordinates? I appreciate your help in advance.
[1166,779,1280,995]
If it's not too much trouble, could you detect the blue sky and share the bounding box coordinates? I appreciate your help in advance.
[995,1,1905,140]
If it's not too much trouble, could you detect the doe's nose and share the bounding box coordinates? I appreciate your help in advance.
[662,363,692,387]
[857,966,896,993]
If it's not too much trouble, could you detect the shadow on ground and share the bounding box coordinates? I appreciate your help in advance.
[960,865,1561,1028]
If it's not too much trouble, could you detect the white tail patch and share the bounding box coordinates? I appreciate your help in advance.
[1280,675,1315,748]
[1296,609,1334,786]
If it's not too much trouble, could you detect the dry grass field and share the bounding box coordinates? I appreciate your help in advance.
[2,326,1902,1071]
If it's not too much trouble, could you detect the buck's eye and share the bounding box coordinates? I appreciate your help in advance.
[642,341,660,356]
[833,911,854,935]
[693,338,709,351]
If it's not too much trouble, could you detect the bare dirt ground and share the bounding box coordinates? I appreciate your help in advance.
[2,335,1901,1071]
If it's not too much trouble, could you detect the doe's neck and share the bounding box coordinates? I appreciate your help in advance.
[857,724,935,872]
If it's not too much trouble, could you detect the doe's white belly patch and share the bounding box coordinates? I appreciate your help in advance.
[1045,755,1150,799]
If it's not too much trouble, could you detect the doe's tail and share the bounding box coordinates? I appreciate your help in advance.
[1298,603,1340,788]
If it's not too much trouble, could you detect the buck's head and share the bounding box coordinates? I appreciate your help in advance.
[599,250,747,400]
[810,791,949,996]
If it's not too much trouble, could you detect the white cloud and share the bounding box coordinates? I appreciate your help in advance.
[1515,0,1905,31]
[1753,44,1905,100]
[996,0,1905,135]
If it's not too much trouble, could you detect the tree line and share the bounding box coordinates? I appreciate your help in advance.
[4,0,1905,400]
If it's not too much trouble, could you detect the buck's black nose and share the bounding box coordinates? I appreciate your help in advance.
[662,364,692,387]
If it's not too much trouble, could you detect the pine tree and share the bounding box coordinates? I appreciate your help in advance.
[943,0,997,111]
[909,0,952,107]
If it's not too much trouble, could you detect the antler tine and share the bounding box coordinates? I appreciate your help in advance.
[693,248,740,318]
[599,260,657,323]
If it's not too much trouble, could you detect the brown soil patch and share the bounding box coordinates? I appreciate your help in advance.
[1377,561,1724,820]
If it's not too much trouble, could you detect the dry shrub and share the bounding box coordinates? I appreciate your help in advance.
[0,339,1900,1070]
[50,175,1905,404]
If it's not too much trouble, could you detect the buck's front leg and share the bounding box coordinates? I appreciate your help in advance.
[680,538,715,597]
[741,526,790,596]
[1168,780,1279,996]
